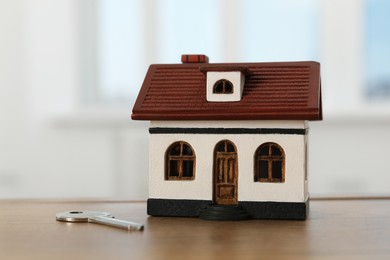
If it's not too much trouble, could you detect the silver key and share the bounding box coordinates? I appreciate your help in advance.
[56,210,144,231]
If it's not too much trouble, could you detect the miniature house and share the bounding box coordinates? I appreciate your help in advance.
[132,55,322,220]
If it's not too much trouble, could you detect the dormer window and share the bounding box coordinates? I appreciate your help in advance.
[205,71,245,102]
[199,66,249,102]
[213,79,233,94]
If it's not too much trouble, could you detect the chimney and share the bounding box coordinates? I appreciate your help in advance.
[181,54,209,64]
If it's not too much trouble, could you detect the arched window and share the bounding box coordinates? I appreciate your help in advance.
[254,142,285,183]
[213,79,233,94]
[165,141,195,180]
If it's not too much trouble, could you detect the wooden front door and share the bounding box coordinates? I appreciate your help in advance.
[213,140,238,205]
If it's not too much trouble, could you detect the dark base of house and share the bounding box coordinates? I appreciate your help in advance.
[147,198,309,220]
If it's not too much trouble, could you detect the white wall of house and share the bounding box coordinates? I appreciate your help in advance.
[149,120,307,203]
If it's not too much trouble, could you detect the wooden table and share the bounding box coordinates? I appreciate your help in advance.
[1,199,390,259]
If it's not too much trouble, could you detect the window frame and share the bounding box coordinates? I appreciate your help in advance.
[254,142,285,183]
[213,79,234,94]
[165,141,196,181]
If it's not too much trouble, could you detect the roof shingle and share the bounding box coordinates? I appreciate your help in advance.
[132,61,322,121]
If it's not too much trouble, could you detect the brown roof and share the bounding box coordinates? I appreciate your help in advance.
[132,61,322,121]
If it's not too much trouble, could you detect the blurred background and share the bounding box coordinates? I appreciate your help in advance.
[1,0,390,199]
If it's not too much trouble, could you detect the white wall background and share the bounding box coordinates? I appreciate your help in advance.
[1,0,390,199]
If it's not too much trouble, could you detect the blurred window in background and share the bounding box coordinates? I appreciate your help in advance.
[89,0,390,108]
[90,0,319,104]
[241,1,319,62]
[97,0,144,103]
[365,0,390,100]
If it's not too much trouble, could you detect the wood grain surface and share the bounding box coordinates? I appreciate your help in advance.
[1,199,390,259]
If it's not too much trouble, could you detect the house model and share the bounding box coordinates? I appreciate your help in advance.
[132,55,322,220]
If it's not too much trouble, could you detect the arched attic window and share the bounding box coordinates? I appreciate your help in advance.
[213,79,233,94]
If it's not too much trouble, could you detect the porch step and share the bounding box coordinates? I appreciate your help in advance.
[199,204,252,221]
